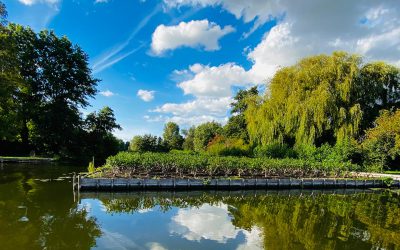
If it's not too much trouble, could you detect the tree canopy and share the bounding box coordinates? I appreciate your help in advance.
[245,51,400,147]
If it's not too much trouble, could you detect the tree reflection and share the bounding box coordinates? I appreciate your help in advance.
[98,191,400,249]
[0,164,101,250]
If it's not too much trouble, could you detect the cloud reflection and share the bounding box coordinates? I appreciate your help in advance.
[170,203,262,248]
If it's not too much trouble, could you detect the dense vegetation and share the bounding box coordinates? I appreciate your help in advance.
[0,3,123,163]
[98,151,358,178]
[126,52,400,173]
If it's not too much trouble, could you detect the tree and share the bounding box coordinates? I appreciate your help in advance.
[82,107,122,163]
[8,24,98,155]
[224,86,258,142]
[85,106,121,134]
[129,134,166,153]
[362,109,400,170]
[193,122,222,152]
[245,51,400,147]
[162,122,183,150]
[182,126,195,151]
[0,19,20,140]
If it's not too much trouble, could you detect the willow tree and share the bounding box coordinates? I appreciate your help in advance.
[245,51,400,147]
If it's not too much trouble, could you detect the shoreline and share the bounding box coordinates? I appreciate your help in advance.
[0,156,56,163]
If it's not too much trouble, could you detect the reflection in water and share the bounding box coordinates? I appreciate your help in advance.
[1,163,400,250]
[94,190,400,250]
[169,203,262,249]
[0,163,101,250]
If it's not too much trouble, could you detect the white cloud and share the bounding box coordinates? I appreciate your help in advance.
[146,242,168,250]
[137,89,155,102]
[151,20,234,55]
[178,63,252,98]
[18,0,59,5]
[95,0,109,3]
[164,0,282,37]
[99,90,115,97]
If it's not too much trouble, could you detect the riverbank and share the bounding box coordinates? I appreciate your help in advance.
[0,156,56,163]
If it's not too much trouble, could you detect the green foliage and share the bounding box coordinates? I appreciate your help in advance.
[206,135,250,156]
[362,109,400,171]
[162,122,184,150]
[85,107,121,133]
[129,134,166,153]
[296,142,360,165]
[182,126,195,151]
[101,151,359,178]
[193,121,222,152]
[245,51,400,147]
[254,143,297,159]
[88,161,95,173]
[224,86,259,142]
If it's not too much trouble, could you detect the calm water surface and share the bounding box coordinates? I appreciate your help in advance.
[0,163,399,250]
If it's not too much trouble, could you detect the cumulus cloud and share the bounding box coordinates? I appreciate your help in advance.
[95,0,109,3]
[18,0,59,5]
[137,89,155,102]
[99,90,115,97]
[151,20,234,55]
[178,63,253,98]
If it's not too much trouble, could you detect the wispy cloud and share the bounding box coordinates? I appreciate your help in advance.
[92,4,162,74]
[93,43,146,74]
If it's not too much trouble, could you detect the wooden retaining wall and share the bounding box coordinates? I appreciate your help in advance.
[75,177,400,191]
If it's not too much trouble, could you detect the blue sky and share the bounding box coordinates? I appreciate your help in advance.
[4,0,400,141]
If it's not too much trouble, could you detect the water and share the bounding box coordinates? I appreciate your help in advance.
[0,163,399,250]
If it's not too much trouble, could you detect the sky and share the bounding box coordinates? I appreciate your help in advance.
[3,0,400,141]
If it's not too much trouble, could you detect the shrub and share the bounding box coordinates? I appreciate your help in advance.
[362,109,400,171]
[254,143,297,159]
[206,135,250,156]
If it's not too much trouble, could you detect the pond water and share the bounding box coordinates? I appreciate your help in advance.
[1,163,400,250]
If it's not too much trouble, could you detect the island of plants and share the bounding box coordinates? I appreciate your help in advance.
[78,52,400,190]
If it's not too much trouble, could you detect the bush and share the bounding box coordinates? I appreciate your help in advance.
[362,109,400,171]
[295,142,361,165]
[206,136,250,156]
[254,143,297,159]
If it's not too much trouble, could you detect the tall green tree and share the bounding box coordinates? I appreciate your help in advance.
[0,3,21,141]
[82,106,122,163]
[224,86,258,142]
[182,126,195,151]
[245,51,400,147]
[129,134,165,153]
[8,24,98,155]
[162,122,183,150]
[193,121,222,151]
